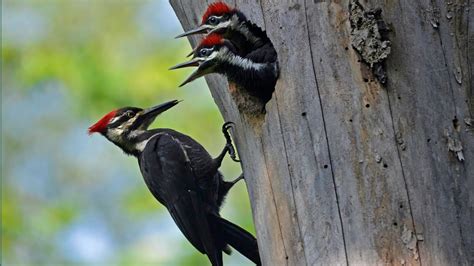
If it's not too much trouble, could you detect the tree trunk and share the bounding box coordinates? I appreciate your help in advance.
[170,0,473,265]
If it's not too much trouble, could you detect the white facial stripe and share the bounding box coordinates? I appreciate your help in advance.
[109,116,121,124]
[218,48,265,71]
[124,115,138,127]
[207,50,219,60]
[229,15,241,30]
[231,16,261,44]
[107,127,124,141]
[216,20,232,30]
[106,114,139,141]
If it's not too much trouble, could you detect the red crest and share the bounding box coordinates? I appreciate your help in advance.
[88,110,117,135]
[199,33,224,48]
[201,2,234,24]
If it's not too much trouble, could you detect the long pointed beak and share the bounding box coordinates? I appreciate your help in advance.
[134,100,181,130]
[178,68,208,87]
[170,58,214,87]
[175,25,212,38]
[142,100,180,117]
[169,58,203,70]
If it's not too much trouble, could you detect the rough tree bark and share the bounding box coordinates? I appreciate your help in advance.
[170,0,473,265]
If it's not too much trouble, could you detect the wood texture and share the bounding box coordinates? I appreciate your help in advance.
[170,0,473,265]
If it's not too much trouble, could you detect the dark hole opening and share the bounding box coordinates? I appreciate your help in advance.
[453,116,460,131]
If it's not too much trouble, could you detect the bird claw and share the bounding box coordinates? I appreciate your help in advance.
[222,122,240,162]
[222,121,235,132]
[232,173,245,184]
[228,173,245,188]
[226,143,240,162]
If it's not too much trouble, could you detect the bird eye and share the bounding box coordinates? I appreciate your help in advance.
[125,111,134,118]
[208,16,219,25]
[198,47,213,57]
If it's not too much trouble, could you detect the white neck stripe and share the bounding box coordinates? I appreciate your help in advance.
[218,49,265,71]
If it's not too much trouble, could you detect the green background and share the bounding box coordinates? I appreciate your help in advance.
[2,1,254,265]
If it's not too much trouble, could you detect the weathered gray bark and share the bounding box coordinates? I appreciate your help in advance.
[170,0,473,265]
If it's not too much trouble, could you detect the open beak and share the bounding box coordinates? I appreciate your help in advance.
[175,25,212,38]
[170,57,214,87]
[134,100,181,130]
[169,57,203,70]
[177,68,209,87]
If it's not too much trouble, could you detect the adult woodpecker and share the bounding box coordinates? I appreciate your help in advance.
[170,34,278,114]
[175,1,274,58]
[88,100,260,266]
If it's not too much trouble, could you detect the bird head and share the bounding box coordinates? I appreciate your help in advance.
[175,2,239,38]
[88,100,180,154]
[170,34,236,87]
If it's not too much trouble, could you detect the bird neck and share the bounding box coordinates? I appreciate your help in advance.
[225,12,271,54]
[218,48,277,74]
[106,129,158,157]
[217,50,278,101]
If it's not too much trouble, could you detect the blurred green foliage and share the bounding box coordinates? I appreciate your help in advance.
[2,1,254,265]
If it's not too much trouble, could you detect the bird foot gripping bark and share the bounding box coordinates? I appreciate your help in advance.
[221,173,245,197]
[230,173,244,185]
[222,121,240,162]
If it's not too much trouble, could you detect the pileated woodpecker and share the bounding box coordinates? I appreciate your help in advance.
[170,33,278,114]
[175,1,275,58]
[88,100,260,266]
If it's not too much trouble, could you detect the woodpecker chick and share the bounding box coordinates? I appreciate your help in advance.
[88,100,260,266]
[176,1,272,57]
[170,34,278,114]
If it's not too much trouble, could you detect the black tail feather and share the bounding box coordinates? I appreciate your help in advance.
[213,216,261,265]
